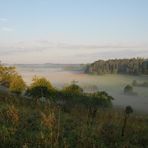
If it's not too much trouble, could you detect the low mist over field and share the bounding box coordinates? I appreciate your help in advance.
[15,64,148,113]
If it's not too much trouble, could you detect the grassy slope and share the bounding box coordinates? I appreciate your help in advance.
[0,91,148,148]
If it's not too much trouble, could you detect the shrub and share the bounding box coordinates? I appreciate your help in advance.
[0,65,17,87]
[9,75,26,95]
[124,85,133,94]
[124,85,137,95]
[26,76,55,100]
[63,83,83,94]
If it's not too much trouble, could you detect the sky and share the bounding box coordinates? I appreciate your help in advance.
[0,0,148,64]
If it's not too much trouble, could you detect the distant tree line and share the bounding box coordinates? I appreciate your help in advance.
[85,58,148,75]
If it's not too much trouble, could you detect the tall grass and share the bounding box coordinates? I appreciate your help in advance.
[0,92,148,148]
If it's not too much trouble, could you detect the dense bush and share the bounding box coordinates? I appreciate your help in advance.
[9,75,26,95]
[124,85,137,96]
[63,83,83,94]
[0,65,17,87]
[25,76,55,101]
[124,85,133,94]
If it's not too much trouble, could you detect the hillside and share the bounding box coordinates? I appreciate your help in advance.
[0,91,148,147]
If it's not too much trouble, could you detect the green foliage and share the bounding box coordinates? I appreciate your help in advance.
[30,76,53,89]
[86,91,113,108]
[44,82,80,106]
[125,106,133,114]
[142,60,148,74]
[9,75,26,95]
[58,83,113,113]
[63,81,83,95]
[0,65,17,87]
[124,85,133,94]
[86,58,148,75]
[26,76,54,99]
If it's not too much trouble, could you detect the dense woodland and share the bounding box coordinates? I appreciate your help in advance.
[85,58,148,75]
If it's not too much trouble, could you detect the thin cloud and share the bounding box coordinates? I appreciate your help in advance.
[1,27,14,32]
[1,47,147,64]
[0,18,8,22]
[0,40,147,51]
[0,41,148,59]
[74,49,148,59]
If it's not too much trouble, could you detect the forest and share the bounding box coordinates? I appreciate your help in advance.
[85,58,148,75]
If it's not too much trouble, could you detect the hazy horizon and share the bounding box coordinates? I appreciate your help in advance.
[2,56,147,65]
[0,0,148,64]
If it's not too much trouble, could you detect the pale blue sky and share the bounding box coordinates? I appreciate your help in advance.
[0,0,148,64]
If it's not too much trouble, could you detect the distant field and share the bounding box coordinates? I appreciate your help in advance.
[16,64,148,113]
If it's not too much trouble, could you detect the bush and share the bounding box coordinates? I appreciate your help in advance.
[0,65,17,87]
[124,85,137,95]
[63,83,83,94]
[124,85,133,93]
[9,75,26,95]
[26,76,55,100]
